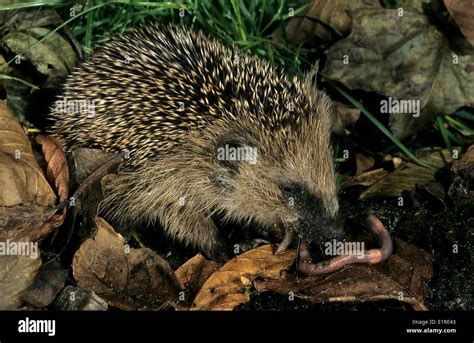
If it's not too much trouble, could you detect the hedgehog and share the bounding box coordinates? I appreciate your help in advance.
[50,24,344,260]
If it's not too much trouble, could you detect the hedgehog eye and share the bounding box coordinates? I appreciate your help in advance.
[215,136,256,170]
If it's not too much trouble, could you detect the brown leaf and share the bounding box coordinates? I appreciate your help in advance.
[355,153,375,175]
[34,135,69,204]
[52,285,108,311]
[359,149,453,199]
[175,254,221,296]
[254,238,432,311]
[0,204,60,242]
[448,145,474,206]
[444,0,474,45]
[72,217,180,310]
[0,101,50,206]
[332,101,360,134]
[0,254,42,309]
[323,8,474,139]
[0,101,61,241]
[274,0,379,45]
[23,260,68,308]
[192,244,295,310]
[343,168,389,188]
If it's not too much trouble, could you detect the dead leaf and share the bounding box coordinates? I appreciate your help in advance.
[1,26,77,79]
[72,217,180,310]
[34,135,69,204]
[323,8,474,139]
[355,153,375,175]
[0,7,80,121]
[274,0,379,45]
[360,149,453,199]
[448,145,474,206]
[0,101,63,241]
[254,238,432,311]
[192,244,295,310]
[52,285,108,311]
[175,254,221,297]
[332,101,360,134]
[343,168,389,188]
[444,0,474,45]
[0,254,42,309]
[23,260,68,308]
[0,204,61,242]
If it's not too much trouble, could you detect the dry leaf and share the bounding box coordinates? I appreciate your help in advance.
[323,8,474,139]
[52,285,108,311]
[23,260,68,308]
[332,101,360,134]
[254,238,432,311]
[73,217,180,310]
[0,101,63,241]
[0,204,61,242]
[360,149,452,199]
[0,101,54,206]
[34,135,69,204]
[175,254,221,295]
[274,0,379,45]
[448,145,474,206]
[355,153,375,175]
[444,0,474,45]
[0,255,42,309]
[343,168,389,188]
[192,244,295,310]
[1,24,77,79]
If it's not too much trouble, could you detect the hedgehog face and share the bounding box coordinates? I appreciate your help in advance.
[214,120,344,245]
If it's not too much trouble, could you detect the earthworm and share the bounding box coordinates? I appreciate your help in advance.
[299,214,393,275]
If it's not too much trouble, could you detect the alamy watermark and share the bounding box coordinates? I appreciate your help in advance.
[18,317,55,337]
[217,144,258,164]
[380,96,420,117]
[324,239,365,257]
[55,97,96,117]
[0,239,39,259]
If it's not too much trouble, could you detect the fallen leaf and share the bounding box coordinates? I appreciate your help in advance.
[52,285,108,311]
[448,145,474,206]
[0,7,80,122]
[0,101,62,242]
[34,135,69,204]
[274,0,379,45]
[0,204,61,242]
[0,254,42,310]
[73,217,180,310]
[323,8,474,139]
[332,101,360,134]
[254,238,432,311]
[1,27,77,79]
[444,0,474,45]
[355,153,375,175]
[192,244,295,310]
[175,254,221,299]
[359,149,453,199]
[23,260,68,308]
[343,168,389,188]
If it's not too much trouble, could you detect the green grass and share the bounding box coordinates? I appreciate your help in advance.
[0,0,308,74]
[0,0,472,170]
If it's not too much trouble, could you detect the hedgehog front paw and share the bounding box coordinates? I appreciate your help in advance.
[275,227,294,254]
